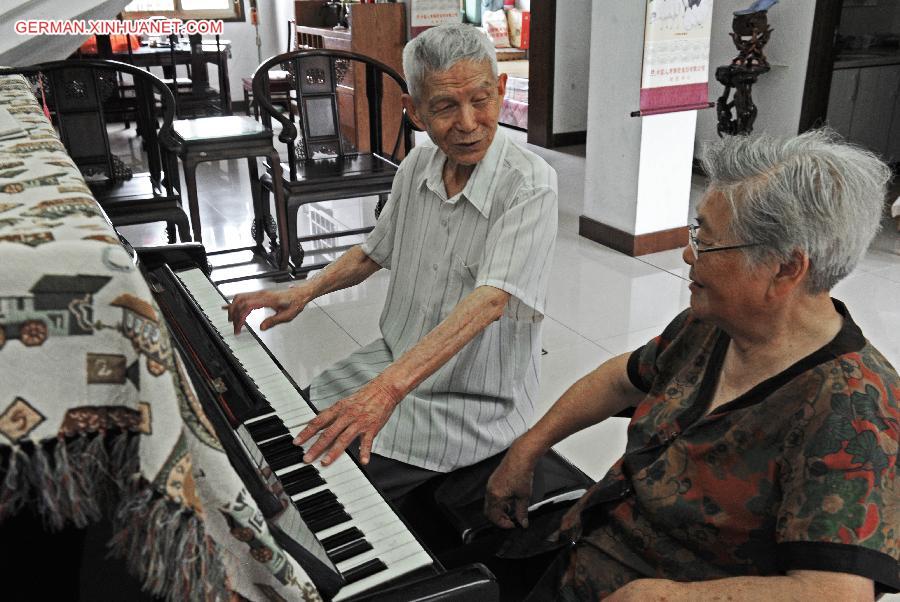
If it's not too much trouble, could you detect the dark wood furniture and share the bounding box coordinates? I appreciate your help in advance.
[77,38,233,116]
[154,34,193,94]
[241,20,297,118]
[0,59,190,243]
[169,34,228,117]
[294,1,407,155]
[253,49,413,276]
[168,115,291,281]
[396,449,593,600]
[242,71,293,118]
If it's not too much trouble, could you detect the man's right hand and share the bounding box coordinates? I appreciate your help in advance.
[484,441,538,529]
[224,287,310,335]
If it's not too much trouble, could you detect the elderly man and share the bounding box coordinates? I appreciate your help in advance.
[485,130,899,600]
[226,23,557,500]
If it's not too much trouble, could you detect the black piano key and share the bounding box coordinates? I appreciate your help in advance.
[321,527,366,552]
[268,454,304,473]
[262,440,298,458]
[307,509,352,533]
[246,424,288,442]
[262,440,305,458]
[246,417,289,441]
[300,502,347,524]
[260,440,306,463]
[258,434,294,455]
[342,559,388,585]
[246,414,285,432]
[328,540,373,564]
[279,464,318,485]
[294,490,338,514]
[256,425,290,442]
[243,405,277,421]
[245,415,281,433]
[283,474,326,496]
[265,448,305,471]
[282,471,322,491]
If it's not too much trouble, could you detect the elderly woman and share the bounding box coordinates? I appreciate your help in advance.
[485,130,899,600]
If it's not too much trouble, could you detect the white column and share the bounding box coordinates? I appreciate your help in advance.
[581,0,697,255]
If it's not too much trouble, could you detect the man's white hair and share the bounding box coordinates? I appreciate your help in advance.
[402,22,498,101]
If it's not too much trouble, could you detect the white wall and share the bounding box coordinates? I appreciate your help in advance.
[214,1,283,105]
[694,0,816,152]
[271,0,296,56]
[583,0,697,237]
[552,0,592,134]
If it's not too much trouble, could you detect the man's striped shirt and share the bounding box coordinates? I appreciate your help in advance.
[310,129,558,472]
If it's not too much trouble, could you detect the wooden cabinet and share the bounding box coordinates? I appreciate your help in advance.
[825,68,856,140]
[887,73,900,162]
[827,64,900,162]
[294,1,408,157]
[850,65,900,158]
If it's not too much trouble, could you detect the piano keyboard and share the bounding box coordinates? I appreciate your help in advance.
[176,268,433,601]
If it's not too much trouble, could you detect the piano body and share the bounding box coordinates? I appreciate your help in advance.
[136,243,499,602]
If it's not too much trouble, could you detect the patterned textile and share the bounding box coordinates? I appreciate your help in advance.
[499,97,528,130]
[552,302,900,596]
[0,74,320,602]
[505,76,529,103]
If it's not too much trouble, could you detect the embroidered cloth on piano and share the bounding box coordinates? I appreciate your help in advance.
[0,74,320,602]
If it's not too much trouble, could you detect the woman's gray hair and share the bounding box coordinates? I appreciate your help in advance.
[402,22,498,102]
[701,129,891,293]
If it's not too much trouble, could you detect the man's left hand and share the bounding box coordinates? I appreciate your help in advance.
[294,380,400,466]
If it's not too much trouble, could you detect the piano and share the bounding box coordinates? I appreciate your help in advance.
[136,244,498,601]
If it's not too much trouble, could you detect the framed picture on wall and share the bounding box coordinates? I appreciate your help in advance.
[408,0,462,37]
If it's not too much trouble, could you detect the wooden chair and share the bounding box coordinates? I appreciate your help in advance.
[252,49,413,275]
[159,34,195,99]
[0,60,190,243]
[164,34,224,118]
[242,21,297,119]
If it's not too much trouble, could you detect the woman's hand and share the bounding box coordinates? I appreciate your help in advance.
[484,441,539,529]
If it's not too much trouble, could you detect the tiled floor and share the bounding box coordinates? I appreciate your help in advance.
[118,125,900,485]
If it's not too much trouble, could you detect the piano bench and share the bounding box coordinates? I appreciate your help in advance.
[398,450,593,553]
[355,563,498,602]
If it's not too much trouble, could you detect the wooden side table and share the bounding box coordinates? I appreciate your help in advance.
[170,116,291,281]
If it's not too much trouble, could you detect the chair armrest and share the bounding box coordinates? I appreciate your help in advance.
[356,563,499,602]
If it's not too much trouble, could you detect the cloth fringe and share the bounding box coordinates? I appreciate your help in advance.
[109,484,228,602]
[0,432,228,602]
[0,433,127,528]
